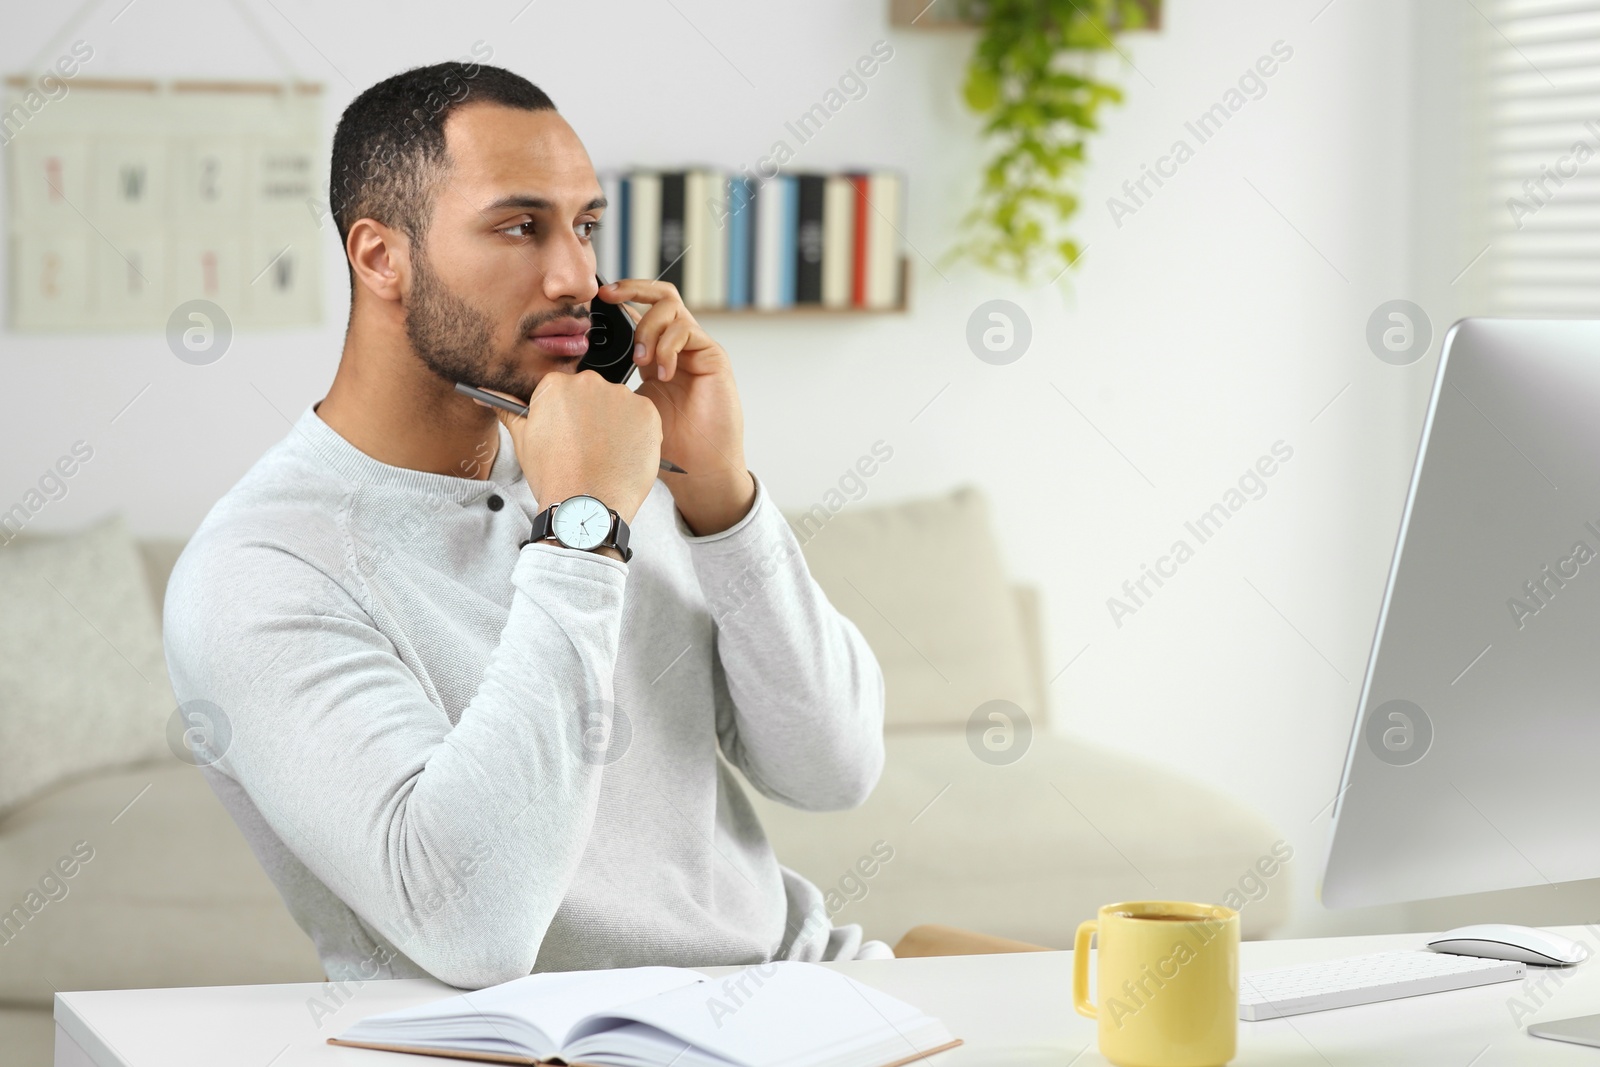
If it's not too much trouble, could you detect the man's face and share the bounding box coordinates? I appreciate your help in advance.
[403,104,604,401]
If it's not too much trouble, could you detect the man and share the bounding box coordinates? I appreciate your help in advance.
[163,61,889,990]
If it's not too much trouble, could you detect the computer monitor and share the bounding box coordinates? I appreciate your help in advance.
[1322,318,1600,909]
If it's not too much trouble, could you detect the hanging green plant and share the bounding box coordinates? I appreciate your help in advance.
[944,0,1153,284]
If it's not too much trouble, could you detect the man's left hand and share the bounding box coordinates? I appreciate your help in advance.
[596,279,756,537]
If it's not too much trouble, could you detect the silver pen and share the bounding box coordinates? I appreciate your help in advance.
[454,382,688,475]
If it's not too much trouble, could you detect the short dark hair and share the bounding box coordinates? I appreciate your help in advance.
[329,62,556,254]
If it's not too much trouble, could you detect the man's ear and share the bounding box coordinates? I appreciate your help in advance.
[346,217,411,304]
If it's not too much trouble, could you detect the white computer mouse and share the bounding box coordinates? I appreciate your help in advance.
[1427,924,1589,966]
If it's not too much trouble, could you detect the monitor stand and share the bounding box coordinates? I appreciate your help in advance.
[1531,1015,1600,1047]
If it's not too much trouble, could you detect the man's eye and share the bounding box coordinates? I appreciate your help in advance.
[577,219,602,240]
[500,221,536,238]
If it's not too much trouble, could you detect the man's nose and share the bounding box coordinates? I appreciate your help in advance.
[544,236,597,305]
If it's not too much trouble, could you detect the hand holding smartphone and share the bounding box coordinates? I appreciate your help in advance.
[456,274,686,476]
[577,272,642,385]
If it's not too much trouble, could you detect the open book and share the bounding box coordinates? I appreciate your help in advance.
[327,960,961,1066]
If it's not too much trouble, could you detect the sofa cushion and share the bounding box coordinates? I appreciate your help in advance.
[0,761,323,1005]
[747,730,1291,947]
[0,517,175,816]
[783,485,1039,728]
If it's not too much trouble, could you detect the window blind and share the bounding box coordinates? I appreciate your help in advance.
[1481,0,1600,315]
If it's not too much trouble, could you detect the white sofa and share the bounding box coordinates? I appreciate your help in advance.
[0,485,1288,1065]
[745,485,1291,948]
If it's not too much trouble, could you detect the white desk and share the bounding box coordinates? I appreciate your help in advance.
[53,927,1600,1066]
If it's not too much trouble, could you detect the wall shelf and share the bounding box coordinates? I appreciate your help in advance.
[888,0,1162,31]
[691,258,910,316]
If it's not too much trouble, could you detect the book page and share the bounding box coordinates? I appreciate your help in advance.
[467,966,705,1047]
[563,961,948,1067]
[336,965,703,1059]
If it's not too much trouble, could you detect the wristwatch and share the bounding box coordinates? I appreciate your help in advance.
[523,495,633,562]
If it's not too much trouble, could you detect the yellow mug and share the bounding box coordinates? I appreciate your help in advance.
[1073,900,1239,1067]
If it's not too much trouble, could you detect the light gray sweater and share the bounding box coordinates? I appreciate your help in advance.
[162,406,889,989]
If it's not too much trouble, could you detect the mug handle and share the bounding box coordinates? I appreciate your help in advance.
[1073,920,1098,1020]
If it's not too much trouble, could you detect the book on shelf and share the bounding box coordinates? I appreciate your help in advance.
[753,174,787,311]
[796,173,825,305]
[726,176,754,309]
[658,172,686,290]
[682,170,727,310]
[626,171,660,294]
[597,173,623,282]
[778,174,800,307]
[821,174,856,309]
[328,959,961,1067]
[600,168,905,311]
[859,171,903,310]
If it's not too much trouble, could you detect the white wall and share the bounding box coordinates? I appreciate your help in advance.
[2,0,1494,937]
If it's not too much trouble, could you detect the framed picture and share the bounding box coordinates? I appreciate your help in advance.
[5,78,324,331]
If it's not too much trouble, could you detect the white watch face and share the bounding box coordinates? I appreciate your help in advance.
[552,495,610,550]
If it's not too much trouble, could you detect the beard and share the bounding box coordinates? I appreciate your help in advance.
[405,244,584,402]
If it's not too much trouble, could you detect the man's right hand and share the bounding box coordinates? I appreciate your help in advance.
[496,369,663,526]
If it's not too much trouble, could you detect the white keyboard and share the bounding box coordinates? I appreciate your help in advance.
[1239,950,1526,1020]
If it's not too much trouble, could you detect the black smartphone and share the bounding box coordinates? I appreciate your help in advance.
[579,274,637,385]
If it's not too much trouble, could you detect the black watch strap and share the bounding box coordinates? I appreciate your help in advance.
[524,500,633,563]
[611,510,632,562]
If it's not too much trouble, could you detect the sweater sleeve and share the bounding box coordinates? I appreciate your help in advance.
[163,532,627,990]
[677,472,885,811]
